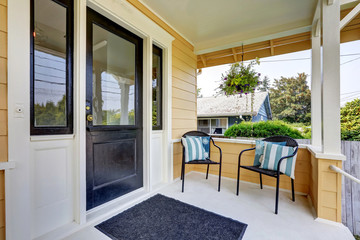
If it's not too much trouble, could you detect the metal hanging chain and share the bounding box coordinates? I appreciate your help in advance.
[241,43,244,64]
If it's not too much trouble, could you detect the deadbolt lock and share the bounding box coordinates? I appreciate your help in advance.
[86,106,90,110]
[87,115,93,122]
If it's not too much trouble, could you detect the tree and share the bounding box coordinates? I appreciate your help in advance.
[269,73,311,124]
[197,88,203,98]
[340,98,360,141]
[258,76,270,92]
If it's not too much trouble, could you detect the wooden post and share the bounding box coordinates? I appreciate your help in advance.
[322,0,341,155]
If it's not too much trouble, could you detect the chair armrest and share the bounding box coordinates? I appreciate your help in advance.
[211,138,222,163]
[238,147,256,167]
[276,148,298,174]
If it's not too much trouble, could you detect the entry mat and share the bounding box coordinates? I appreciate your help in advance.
[95,194,247,240]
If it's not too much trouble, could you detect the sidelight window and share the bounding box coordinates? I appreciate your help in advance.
[30,0,73,135]
[152,45,163,130]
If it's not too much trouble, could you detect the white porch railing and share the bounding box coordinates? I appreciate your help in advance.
[330,165,360,184]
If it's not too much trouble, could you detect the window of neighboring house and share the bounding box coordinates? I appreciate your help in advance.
[197,118,228,134]
[30,0,73,135]
[152,45,162,130]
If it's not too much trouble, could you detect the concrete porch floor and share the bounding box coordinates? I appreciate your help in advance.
[65,172,354,240]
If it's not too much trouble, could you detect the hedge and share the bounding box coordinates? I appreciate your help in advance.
[224,120,304,139]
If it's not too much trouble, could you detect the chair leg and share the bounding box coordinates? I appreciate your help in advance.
[218,163,222,192]
[275,175,280,214]
[236,166,240,195]
[180,164,183,180]
[259,173,263,189]
[291,178,295,202]
[206,164,210,179]
[181,163,185,192]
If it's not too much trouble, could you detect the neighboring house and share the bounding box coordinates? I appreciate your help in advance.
[197,92,272,134]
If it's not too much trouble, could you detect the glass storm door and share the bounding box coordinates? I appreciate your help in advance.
[86,8,143,210]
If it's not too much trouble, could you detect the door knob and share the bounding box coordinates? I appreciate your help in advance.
[87,115,93,122]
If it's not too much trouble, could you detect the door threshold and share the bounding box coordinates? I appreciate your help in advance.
[86,187,148,223]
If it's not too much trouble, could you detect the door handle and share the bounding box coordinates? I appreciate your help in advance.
[87,115,93,122]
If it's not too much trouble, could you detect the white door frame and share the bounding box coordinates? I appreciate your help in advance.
[7,0,174,238]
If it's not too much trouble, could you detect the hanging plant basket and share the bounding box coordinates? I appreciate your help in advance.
[218,59,260,96]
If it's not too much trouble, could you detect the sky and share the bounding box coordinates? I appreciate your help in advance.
[198,40,360,106]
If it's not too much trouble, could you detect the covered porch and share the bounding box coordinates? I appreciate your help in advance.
[1,0,360,239]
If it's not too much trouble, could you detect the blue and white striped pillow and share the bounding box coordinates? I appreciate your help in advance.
[260,142,297,179]
[182,137,206,162]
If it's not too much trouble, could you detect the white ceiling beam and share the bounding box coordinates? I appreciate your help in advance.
[340,0,360,5]
[340,3,360,30]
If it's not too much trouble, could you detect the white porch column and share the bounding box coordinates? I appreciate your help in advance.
[311,1,322,148]
[321,0,341,154]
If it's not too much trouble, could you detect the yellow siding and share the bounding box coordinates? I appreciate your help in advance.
[192,141,311,194]
[127,0,197,179]
[317,159,342,222]
[0,0,6,238]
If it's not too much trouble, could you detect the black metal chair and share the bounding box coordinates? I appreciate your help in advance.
[237,136,298,214]
[181,131,222,192]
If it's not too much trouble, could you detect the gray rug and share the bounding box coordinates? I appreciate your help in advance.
[96,194,247,240]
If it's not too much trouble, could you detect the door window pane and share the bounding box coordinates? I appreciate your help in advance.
[152,45,162,130]
[92,24,136,126]
[33,0,67,127]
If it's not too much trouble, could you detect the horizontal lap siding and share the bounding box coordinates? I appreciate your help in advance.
[172,40,197,142]
[0,0,6,239]
[192,141,311,194]
[172,41,197,178]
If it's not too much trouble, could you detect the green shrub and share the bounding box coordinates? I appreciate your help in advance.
[341,129,360,141]
[224,120,304,139]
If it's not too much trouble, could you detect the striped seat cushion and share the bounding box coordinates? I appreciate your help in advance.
[260,142,297,179]
[182,137,206,162]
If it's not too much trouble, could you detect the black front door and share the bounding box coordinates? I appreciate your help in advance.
[86,8,143,210]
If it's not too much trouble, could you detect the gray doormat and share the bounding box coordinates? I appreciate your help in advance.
[95,194,247,240]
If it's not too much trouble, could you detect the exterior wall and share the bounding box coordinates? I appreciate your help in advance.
[228,116,242,127]
[192,141,311,194]
[309,153,343,223]
[252,103,268,122]
[126,0,197,179]
[0,0,6,238]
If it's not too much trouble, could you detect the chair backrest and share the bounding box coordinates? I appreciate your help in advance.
[262,135,298,150]
[182,131,210,138]
[181,131,212,161]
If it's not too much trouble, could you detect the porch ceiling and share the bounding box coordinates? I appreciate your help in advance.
[140,0,318,54]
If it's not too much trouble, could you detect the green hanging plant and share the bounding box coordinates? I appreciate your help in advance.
[218,59,260,96]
